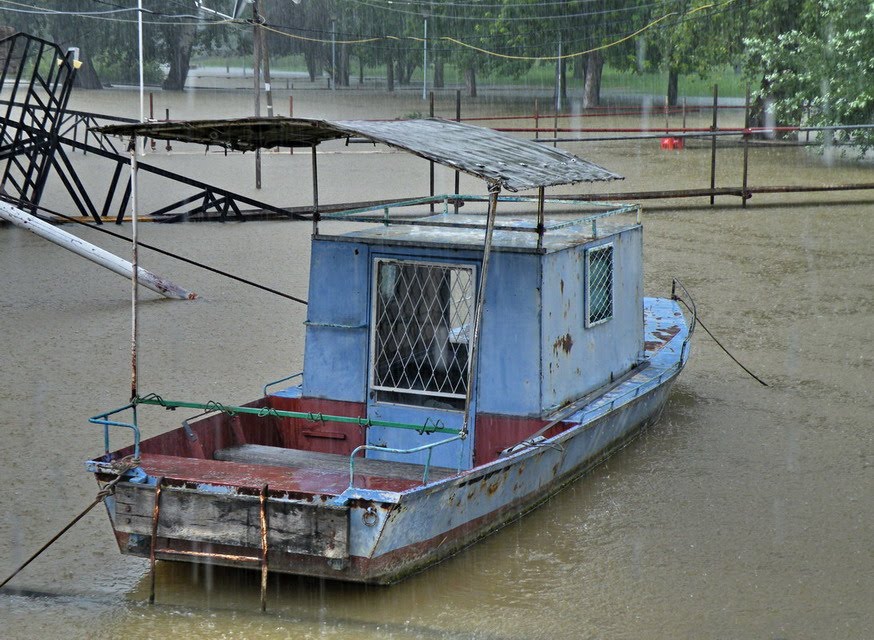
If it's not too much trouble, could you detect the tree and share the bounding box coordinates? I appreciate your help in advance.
[743,0,874,151]
[0,0,122,89]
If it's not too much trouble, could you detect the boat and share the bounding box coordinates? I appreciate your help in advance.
[85,117,695,590]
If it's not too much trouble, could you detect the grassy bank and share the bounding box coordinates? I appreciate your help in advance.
[192,54,746,99]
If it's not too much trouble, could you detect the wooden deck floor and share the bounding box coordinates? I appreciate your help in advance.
[215,444,457,483]
[137,445,457,496]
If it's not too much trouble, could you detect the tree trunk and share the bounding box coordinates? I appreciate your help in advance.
[434,59,444,88]
[560,58,568,103]
[667,68,679,106]
[359,57,364,85]
[162,24,197,90]
[398,60,414,85]
[465,66,477,98]
[339,44,349,86]
[583,51,603,108]
[305,51,317,82]
[748,76,772,138]
[72,54,102,90]
[386,53,394,92]
[572,56,584,80]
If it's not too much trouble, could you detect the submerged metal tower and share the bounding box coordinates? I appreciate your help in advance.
[0,32,78,214]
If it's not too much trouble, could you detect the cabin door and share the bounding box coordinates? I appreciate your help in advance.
[366,257,476,470]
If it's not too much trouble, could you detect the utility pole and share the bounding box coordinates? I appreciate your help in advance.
[422,15,428,100]
[331,18,336,90]
[555,32,562,113]
[253,0,262,189]
[260,4,274,117]
[195,0,289,187]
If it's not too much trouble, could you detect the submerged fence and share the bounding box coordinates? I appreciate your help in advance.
[464,87,874,209]
[29,83,874,221]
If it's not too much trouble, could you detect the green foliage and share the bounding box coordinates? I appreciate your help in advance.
[92,55,164,86]
[743,0,874,153]
[0,0,871,153]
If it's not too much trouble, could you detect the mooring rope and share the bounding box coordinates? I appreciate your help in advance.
[673,295,769,387]
[0,457,140,590]
[18,201,308,306]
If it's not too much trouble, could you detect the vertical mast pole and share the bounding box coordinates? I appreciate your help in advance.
[461,183,501,439]
[137,0,144,155]
[429,91,435,212]
[129,136,139,403]
[453,90,461,211]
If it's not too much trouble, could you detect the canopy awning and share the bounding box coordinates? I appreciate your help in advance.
[94,117,622,192]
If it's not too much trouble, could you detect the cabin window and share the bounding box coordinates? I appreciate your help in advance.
[586,244,613,326]
[371,259,475,410]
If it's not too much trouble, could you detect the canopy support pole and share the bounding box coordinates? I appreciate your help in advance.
[311,144,320,235]
[461,182,501,439]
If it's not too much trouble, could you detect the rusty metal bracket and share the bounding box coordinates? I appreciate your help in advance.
[148,476,164,605]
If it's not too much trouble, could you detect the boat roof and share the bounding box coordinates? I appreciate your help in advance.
[326,212,639,254]
[93,117,622,192]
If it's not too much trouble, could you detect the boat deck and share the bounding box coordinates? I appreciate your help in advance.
[99,297,688,499]
[135,447,456,497]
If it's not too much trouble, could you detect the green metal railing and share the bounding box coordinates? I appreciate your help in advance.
[89,393,466,489]
[134,394,462,435]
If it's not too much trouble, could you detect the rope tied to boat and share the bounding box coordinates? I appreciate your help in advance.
[0,457,143,591]
[671,293,769,387]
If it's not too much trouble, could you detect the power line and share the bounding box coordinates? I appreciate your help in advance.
[0,0,230,24]
[346,0,670,22]
[0,0,747,62]
[257,0,741,62]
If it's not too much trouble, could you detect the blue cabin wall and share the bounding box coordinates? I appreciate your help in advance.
[540,225,643,413]
[305,238,540,412]
[301,224,643,466]
[302,238,370,403]
[476,251,542,416]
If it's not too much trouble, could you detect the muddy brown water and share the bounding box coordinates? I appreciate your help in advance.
[0,86,871,639]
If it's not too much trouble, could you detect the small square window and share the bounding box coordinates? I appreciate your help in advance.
[586,244,613,326]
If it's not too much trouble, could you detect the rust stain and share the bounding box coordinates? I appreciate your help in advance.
[486,482,500,496]
[645,325,681,352]
[553,333,574,355]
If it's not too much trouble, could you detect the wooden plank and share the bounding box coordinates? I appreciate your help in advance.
[114,483,348,559]
[213,444,457,483]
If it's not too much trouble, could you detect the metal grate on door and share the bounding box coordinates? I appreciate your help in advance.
[371,259,475,407]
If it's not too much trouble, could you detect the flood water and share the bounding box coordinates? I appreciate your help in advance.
[1,85,872,639]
